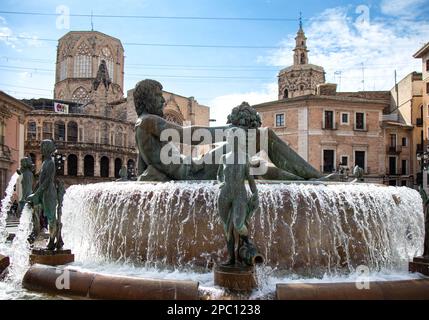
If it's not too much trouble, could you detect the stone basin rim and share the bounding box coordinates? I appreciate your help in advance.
[94,180,389,186]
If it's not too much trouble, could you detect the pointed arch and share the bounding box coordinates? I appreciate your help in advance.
[71,87,90,104]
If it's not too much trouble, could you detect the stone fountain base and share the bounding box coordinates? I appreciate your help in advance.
[63,181,424,275]
[214,265,257,291]
[30,248,75,266]
[409,256,429,276]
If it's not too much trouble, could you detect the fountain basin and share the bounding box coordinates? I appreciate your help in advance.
[62,181,424,276]
[276,278,429,300]
[23,264,199,300]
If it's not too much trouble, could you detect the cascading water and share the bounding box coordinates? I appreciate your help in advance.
[4,204,33,283]
[62,181,424,276]
[0,172,19,246]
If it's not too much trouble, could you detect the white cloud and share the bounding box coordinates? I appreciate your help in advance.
[209,83,277,125]
[380,0,426,17]
[0,16,42,49]
[261,6,428,92]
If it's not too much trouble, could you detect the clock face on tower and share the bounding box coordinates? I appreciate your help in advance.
[102,47,111,57]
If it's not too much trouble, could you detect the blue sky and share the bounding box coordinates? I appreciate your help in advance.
[0,0,428,123]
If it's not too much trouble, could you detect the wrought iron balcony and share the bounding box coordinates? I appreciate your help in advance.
[322,121,338,130]
[25,140,136,154]
[387,145,402,154]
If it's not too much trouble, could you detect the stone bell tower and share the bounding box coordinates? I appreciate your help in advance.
[278,17,325,99]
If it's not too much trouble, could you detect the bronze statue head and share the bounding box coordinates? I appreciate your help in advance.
[133,79,165,117]
[20,157,34,169]
[41,139,56,157]
[227,102,262,129]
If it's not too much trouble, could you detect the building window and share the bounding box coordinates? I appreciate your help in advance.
[389,134,396,147]
[401,159,407,175]
[54,121,65,141]
[283,88,289,99]
[60,59,67,81]
[27,122,37,141]
[402,137,407,147]
[340,155,348,166]
[67,121,78,143]
[71,87,90,105]
[84,155,95,177]
[114,158,122,178]
[427,83,429,94]
[100,156,109,177]
[355,112,366,130]
[389,156,397,175]
[67,154,78,176]
[300,53,306,64]
[323,149,335,173]
[355,150,365,170]
[42,122,53,140]
[324,110,334,129]
[340,112,349,125]
[74,55,92,78]
[401,180,407,186]
[426,59,429,72]
[275,114,285,127]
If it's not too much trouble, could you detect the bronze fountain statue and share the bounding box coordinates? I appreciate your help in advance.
[134,79,333,182]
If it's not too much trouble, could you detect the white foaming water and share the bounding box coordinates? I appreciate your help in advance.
[0,172,19,246]
[63,181,424,276]
[5,204,33,283]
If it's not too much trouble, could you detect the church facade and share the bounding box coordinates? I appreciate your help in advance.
[254,24,417,186]
[24,30,210,187]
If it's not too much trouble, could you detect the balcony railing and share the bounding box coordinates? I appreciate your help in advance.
[322,122,338,130]
[416,118,423,126]
[25,140,136,154]
[387,145,402,154]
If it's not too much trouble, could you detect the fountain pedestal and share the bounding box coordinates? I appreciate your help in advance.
[409,256,429,276]
[214,265,257,291]
[29,248,74,266]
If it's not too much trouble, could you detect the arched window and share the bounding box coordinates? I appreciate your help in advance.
[114,158,122,178]
[101,123,110,145]
[100,156,109,177]
[67,154,78,176]
[67,121,78,143]
[84,155,94,177]
[59,59,68,81]
[283,88,289,99]
[115,126,123,146]
[71,87,90,105]
[42,122,53,140]
[164,110,184,125]
[300,84,304,91]
[127,159,135,179]
[54,121,65,141]
[27,122,37,140]
[300,53,306,64]
[74,42,92,78]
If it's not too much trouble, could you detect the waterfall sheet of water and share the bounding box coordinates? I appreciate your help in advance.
[4,204,33,284]
[62,181,424,277]
[0,172,19,247]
